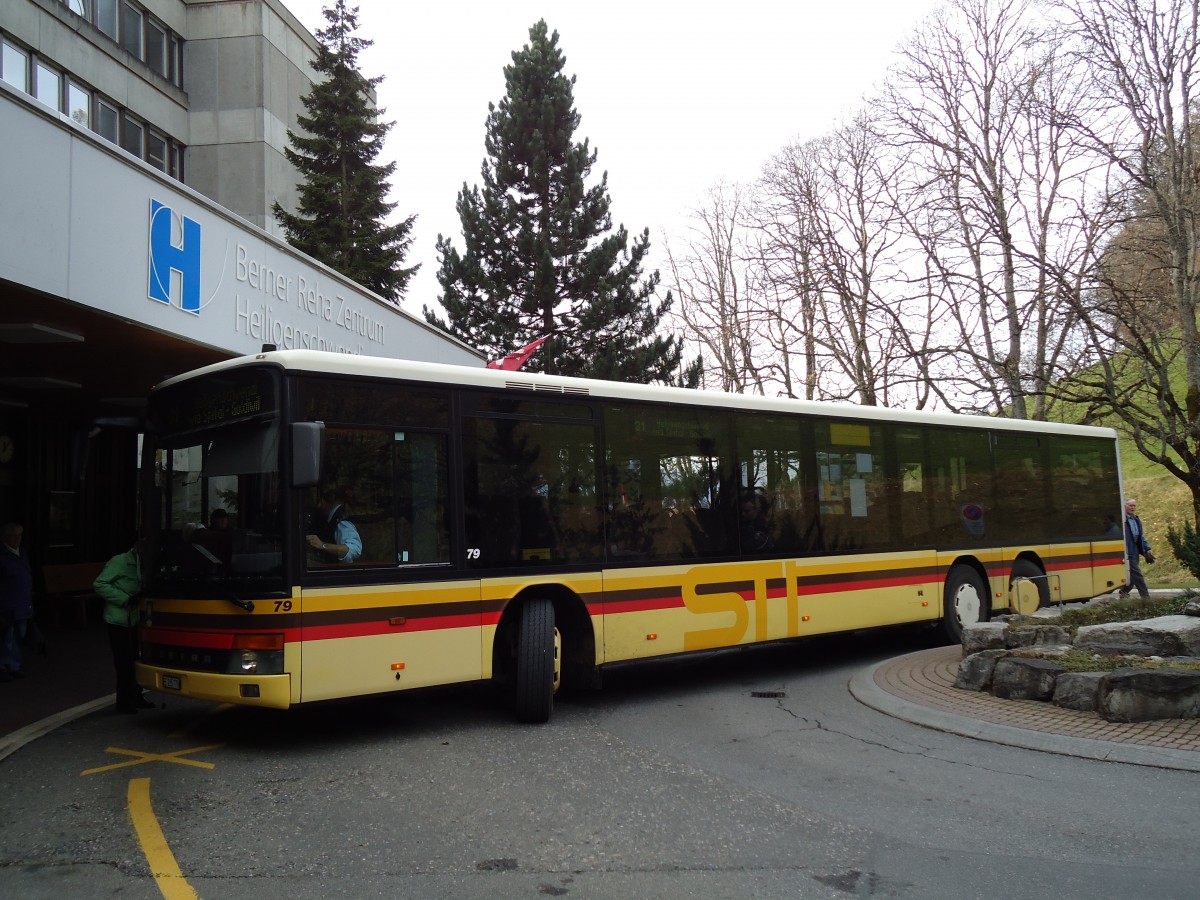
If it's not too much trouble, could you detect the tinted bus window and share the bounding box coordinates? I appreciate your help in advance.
[894,426,932,549]
[473,396,593,420]
[734,413,815,556]
[464,416,601,567]
[992,432,1050,544]
[814,419,891,551]
[304,427,451,569]
[927,427,993,546]
[297,376,449,428]
[1050,435,1122,540]
[604,404,737,560]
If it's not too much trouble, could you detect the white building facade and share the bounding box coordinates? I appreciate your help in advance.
[0,0,479,564]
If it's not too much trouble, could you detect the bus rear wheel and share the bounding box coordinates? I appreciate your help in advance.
[515,597,558,723]
[941,566,988,645]
[1009,558,1050,614]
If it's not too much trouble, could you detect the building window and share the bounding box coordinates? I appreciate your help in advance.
[66,0,184,87]
[1,38,29,93]
[145,130,167,171]
[35,60,62,112]
[96,0,118,41]
[68,80,90,128]
[120,2,143,58]
[145,19,167,78]
[96,97,119,143]
[120,114,143,158]
[7,18,186,183]
[169,34,183,87]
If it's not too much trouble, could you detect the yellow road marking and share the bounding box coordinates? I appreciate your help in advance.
[81,743,223,776]
[128,777,199,900]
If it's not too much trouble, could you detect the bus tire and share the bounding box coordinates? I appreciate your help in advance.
[1009,558,1049,613]
[515,597,556,723]
[941,565,988,645]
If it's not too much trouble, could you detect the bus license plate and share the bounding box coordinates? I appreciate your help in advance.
[162,675,181,691]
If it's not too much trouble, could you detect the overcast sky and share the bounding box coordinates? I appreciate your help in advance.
[282,1,945,316]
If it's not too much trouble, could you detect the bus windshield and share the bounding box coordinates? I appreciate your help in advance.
[144,367,285,596]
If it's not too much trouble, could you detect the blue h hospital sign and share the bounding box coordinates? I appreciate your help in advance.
[148,199,202,313]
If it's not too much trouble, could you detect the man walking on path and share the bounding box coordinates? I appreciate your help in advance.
[1120,497,1154,600]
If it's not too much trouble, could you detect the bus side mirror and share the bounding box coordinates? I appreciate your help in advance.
[292,422,325,488]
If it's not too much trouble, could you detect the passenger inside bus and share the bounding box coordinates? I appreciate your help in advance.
[305,490,362,563]
[740,492,774,551]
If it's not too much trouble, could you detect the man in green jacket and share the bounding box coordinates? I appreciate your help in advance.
[94,539,154,714]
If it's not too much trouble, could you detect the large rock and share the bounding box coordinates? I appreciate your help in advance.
[1052,672,1104,711]
[954,649,1009,692]
[1097,668,1200,722]
[1007,624,1071,650]
[992,657,1066,701]
[1075,616,1200,657]
[962,622,1007,655]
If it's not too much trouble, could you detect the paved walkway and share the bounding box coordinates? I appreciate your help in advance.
[850,644,1200,772]
[0,619,115,763]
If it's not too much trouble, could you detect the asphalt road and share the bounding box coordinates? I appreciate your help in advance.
[0,630,1195,899]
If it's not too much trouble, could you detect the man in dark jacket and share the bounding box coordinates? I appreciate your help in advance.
[0,522,34,681]
[1120,497,1154,600]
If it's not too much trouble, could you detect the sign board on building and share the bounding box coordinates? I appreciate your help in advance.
[0,89,481,367]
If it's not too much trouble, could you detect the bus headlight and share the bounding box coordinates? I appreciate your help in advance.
[226,634,285,675]
[224,648,284,675]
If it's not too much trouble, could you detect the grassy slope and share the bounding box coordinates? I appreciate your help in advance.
[1041,343,1197,587]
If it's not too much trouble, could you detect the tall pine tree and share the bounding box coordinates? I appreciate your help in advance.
[274,1,416,304]
[426,20,698,385]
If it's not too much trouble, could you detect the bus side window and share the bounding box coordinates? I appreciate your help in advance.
[464,416,601,567]
[733,413,813,557]
[927,429,993,546]
[305,428,393,568]
[1049,436,1121,541]
[815,421,890,551]
[394,431,450,565]
[895,426,931,549]
[604,404,735,561]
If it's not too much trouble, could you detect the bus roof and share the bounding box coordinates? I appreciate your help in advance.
[153,349,1119,440]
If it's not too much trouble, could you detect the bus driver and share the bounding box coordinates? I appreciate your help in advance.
[305,491,362,563]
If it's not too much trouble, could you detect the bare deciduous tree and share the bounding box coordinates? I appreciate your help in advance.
[664,183,769,393]
[751,143,827,400]
[752,116,925,405]
[880,0,1091,418]
[1052,0,1200,518]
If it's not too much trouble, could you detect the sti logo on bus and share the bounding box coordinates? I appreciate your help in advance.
[148,199,202,314]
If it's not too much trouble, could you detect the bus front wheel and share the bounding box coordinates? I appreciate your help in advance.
[514,597,558,723]
[941,566,988,645]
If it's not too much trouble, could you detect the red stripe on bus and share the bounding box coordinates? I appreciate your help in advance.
[1047,558,1102,572]
[300,613,478,642]
[603,594,681,615]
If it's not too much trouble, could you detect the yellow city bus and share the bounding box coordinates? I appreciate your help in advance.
[135,348,1127,722]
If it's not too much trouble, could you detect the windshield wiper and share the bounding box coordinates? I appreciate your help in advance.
[201,574,255,613]
[223,592,255,613]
